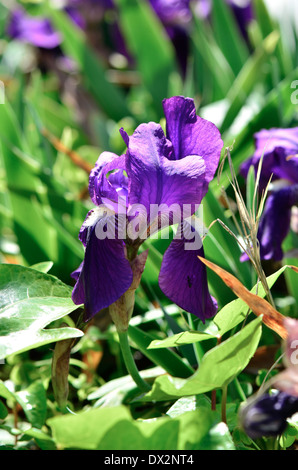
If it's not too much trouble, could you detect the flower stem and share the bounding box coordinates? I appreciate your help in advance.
[221,385,228,423]
[118,329,151,393]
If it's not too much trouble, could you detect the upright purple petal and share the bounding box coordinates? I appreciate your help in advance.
[162,96,223,190]
[159,224,217,322]
[257,185,298,261]
[72,214,133,321]
[125,122,206,222]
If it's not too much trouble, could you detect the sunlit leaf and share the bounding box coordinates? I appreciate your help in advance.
[0,264,83,360]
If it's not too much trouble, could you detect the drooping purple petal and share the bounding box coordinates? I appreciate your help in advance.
[256,185,298,261]
[72,212,133,321]
[7,10,62,49]
[124,122,206,225]
[162,96,223,191]
[159,224,217,322]
[240,127,298,191]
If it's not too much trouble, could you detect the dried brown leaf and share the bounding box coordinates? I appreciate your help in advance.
[199,256,289,339]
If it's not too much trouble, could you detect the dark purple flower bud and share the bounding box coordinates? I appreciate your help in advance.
[240,391,298,439]
[51,336,77,411]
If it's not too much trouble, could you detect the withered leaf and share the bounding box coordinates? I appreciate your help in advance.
[199,256,290,339]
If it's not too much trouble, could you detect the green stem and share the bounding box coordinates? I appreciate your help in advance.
[221,384,228,423]
[233,377,247,402]
[187,313,204,367]
[118,329,151,393]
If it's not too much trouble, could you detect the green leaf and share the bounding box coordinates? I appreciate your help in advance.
[0,101,59,264]
[47,404,229,450]
[114,0,178,116]
[15,381,47,429]
[128,324,194,378]
[148,329,218,351]
[143,317,262,401]
[211,0,249,75]
[30,261,54,274]
[252,0,293,77]
[0,400,8,419]
[220,31,280,133]
[191,15,234,102]
[0,264,83,360]
[43,6,129,121]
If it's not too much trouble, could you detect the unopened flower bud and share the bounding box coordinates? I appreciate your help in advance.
[51,337,76,411]
[109,250,148,332]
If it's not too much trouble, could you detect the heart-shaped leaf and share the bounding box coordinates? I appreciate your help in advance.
[0,264,83,360]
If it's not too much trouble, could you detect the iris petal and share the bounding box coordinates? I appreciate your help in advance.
[72,215,133,321]
[240,127,298,190]
[89,152,127,206]
[257,185,298,261]
[162,96,223,188]
[125,121,206,221]
[159,224,217,322]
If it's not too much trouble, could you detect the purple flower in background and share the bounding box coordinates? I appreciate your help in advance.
[150,0,192,27]
[254,186,298,261]
[240,318,298,439]
[240,127,298,261]
[71,96,223,323]
[7,9,62,49]
[240,128,298,191]
[240,390,298,439]
[148,0,254,73]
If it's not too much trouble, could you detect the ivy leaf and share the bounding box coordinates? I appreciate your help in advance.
[0,264,83,360]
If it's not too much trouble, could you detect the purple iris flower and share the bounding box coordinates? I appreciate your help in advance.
[240,390,298,439]
[71,96,223,323]
[6,9,62,49]
[240,127,298,261]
